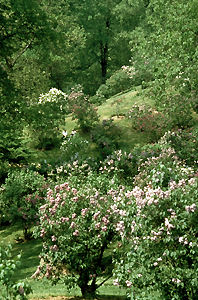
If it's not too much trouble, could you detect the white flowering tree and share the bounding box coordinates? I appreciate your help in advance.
[29,88,69,148]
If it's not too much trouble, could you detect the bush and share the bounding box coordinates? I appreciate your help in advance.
[60,130,90,162]
[68,86,99,133]
[28,88,69,150]
[159,128,198,167]
[34,179,132,298]
[0,169,47,239]
[0,244,32,299]
[113,145,198,299]
[90,119,121,158]
[91,69,134,105]
[127,103,170,142]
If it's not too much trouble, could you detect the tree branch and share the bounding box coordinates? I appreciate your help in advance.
[5,38,34,70]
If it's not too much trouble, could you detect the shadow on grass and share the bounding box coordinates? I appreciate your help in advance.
[0,222,22,239]
[11,237,42,281]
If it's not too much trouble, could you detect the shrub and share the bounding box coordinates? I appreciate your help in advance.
[127,103,170,142]
[34,179,132,298]
[68,86,99,133]
[60,130,90,162]
[0,244,32,299]
[159,128,198,167]
[90,119,121,158]
[99,149,138,184]
[113,147,198,299]
[90,69,134,105]
[0,169,47,239]
[28,88,68,150]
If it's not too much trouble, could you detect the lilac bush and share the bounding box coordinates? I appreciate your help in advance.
[113,144,198,299]
[34,179,134,297]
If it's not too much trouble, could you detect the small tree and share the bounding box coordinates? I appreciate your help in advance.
[34,178,132,298]
[0,169,47,239]
[28,88,69,149]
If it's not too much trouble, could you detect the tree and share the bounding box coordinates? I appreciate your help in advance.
[127,0,198,125]
[62,0,148,94]
[0,0,55,166]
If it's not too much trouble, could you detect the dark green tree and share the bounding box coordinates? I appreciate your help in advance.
[0,0,54,169]
[62,0,148,94]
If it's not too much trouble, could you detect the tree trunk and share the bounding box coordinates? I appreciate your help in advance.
[100,41,108,84]
[100,19,110,84]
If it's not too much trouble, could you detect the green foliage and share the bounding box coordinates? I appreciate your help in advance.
[60,130,90,162]
[11,56,51,104]
[0,0,52,69]
[28,88,69,150]
[127,103,169,142]
[92,69,134,104]
[0,244,32,299]
[0,169,47,239]
[90,119,121,158]
[68,86,99,133]
[125,0,198,127]
[159,128,198,167]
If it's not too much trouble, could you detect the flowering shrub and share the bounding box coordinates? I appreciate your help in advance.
[127,103,169,142]
[159,129,198,167]
[0,244,32,299]
[34,179,133,297]
[29,88,69,149]
[113,147,198,299]
[68,86,99,133]
[99,149,138,183]
[134,146,195,189]
[60,130,90,162]
[0,169,47,239]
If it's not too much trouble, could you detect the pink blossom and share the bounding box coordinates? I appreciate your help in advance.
[81,208,88,217]
[113,279,120,286]
[72,197,79,202]
[51,244,58,252]
[70,222,76,228]
[40,229,46,238]
[93,211,100,220]
[72,188,78,195]
[51,235,56,242]
[95,222,101,229]
[102,226,107,232]
[185,203,196,213]
[73,230,79,236]
[165,218,174,230]
[172,278,181,284]
[102,216,109,225]
[126,280,132,287]
[116,221,125,235]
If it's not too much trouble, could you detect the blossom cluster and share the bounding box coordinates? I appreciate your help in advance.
[34,179,134,291]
